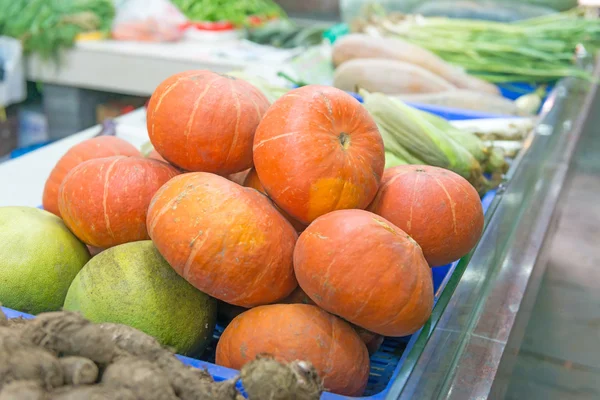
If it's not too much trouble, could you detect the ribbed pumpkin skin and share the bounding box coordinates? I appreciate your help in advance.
[216,304,370,396]
[293,209,434,337]
[368,165,484,267]
[146,172,298,308]
[253,85,385,225]
[147,70,270,174]
[277,286,382,354]
[243,168,307,233]
[43,136,140,216]
[58,156,179,248]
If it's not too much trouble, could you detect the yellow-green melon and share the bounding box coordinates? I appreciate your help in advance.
[0,206,90,314]
[63,240,217,356]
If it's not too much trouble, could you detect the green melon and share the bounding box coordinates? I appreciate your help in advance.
[0,206,90,314]
[63,240,217,356]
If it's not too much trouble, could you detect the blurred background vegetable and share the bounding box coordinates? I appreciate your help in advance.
[247,19,327,48]
[353,6,600,83]
[172,0,286,26]
[0,0,115,60]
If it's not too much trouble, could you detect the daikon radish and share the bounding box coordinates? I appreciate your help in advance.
[392,90,529,116]
[332,34,499,95]
[334,59,456,95]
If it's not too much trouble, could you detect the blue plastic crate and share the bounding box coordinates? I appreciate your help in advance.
[9,104,502,399]
[6,191,496,399]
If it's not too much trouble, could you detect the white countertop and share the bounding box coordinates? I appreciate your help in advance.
[26,39,302,96]
[0,109,149,208]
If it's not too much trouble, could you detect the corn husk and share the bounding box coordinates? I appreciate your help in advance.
[226,71,290,103]
[362,90,489,193]
[140,141,154,157]
[418,110,509,174]
[378,123,426,165]
[385,150,409,168]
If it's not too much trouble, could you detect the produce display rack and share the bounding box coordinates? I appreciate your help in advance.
[3,55,597,400]
[1,100,506,399]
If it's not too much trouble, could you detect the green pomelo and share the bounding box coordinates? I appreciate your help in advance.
[63,240,217,356]
[0,206,90,314]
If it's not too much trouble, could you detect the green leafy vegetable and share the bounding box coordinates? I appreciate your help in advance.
[354,6,600,83]
[0,0,114,60]
[172,0,286,26]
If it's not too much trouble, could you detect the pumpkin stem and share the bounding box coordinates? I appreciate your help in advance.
[338,132,351,149]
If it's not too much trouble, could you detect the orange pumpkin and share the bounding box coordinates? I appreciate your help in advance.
[368,165,484,267]
[43,136,140,216]
[146,172,298,308]
[253,85,385,225]
[228,168,251,185]
[278,287,381,354]
[243,168,307,232]
[147,149,167,163]
[279,286,315,305]
[294,209,433,337]
[216,304,370,396]
[146,70,270,174]
[353,325,385,356]
[58,156,179,248]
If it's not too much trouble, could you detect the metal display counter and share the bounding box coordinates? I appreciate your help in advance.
[384,59,600,399]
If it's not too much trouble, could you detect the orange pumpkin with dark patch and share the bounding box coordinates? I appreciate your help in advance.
[294,209,433,337]
[253,85,385,225]
[146,70,270,174]
[146,172,298,308]
[58,156,179,248]
[279,286,315,305]
[368,165,484,267]
[43,136,140,216]
[228,168,251,185]
[243,168,307,232]
[216,304,370,396]
[353,325,385,355]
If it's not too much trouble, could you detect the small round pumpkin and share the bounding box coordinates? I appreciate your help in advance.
[228,168,251,185]
[146,172,298,308]
[43,136,140,216]
[243,168,307,232]
[294,209,433,337]
[147,70,270,174]
[253,85,385,225]
[368,165,484,266]
[353,325,385,356]
[216,304,370,396]
[279,286,315,305]
[58,156,179,248]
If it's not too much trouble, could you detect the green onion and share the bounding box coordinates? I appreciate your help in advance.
[355,7,600,83]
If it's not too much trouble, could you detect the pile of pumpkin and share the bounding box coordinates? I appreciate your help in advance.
[41,70,484,396]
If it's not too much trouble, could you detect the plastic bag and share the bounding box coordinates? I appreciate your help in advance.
[112,0,188,42]
[0,36,26,108]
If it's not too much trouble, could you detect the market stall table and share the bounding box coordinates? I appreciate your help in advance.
[0,109,147,208]
[26,39,300,96]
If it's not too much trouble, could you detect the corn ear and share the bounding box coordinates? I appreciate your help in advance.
[419,110,509,175]
[140,141,154,157]
[385,150,409,168]
[362,90,489,193]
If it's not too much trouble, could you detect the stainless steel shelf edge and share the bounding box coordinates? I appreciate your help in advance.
[385,61,600,400]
